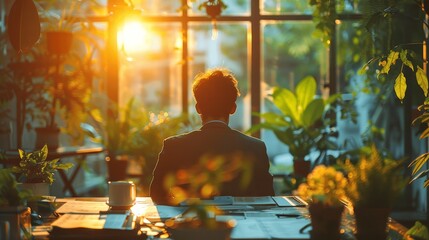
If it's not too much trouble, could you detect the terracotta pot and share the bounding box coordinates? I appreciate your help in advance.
[354,207,390,240]
[205,5,222,18]
[46,31,73,55]
[293,159,311,178]
[35,127,60,150]
[309,203,344,240]
[106,155,129,181]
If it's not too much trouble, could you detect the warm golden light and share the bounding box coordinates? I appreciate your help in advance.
[117,20,161,57]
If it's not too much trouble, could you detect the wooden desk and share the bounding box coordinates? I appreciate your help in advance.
[32,197,410,240]
[1,146,106,197]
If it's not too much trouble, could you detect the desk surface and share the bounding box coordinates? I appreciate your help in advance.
[32,197,410,240]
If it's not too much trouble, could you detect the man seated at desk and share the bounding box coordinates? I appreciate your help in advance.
[150,68,274,204]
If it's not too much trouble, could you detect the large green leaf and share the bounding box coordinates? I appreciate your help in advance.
[272,87,298,123]
[302,99,324,128]
[296,76,317,114]
[7,0,40,53]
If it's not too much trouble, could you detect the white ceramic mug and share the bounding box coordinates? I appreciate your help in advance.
[108,181,136,207]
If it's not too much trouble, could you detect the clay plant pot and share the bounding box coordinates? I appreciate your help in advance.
[35,127,60,150]
[293,159,311,178]
[106,155,129,182]
[46,31,73,55]
[309,203,344,240]
[354,207,390,240]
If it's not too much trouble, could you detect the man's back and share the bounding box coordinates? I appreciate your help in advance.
[150,121,274,204]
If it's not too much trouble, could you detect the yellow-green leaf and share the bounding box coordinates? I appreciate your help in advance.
[420,126,429,139]
[381,50,399,74]
[394,72,406,102]
[400,49,414,71]
[416,66,428,97]
[411,153,429,175]
[425,179,429,188]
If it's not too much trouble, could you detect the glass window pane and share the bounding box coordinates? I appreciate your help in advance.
[262,0,312,14]
[188,22,250,131]
[118,23,182,115]
[261,21,327,159]
[132,0,182,16]
[337,0,360,13]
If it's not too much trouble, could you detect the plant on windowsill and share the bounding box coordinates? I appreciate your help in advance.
[11,144,73,196]
[297,165,348,240]
[341,145,406,240]
[247,76,344,178]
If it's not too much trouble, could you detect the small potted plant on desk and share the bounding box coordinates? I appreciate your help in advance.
[248,76,342,178]
[342,145,406,240]
[11,144,73,196]
[0,169,32,240]
[297,165,348,240]
[162,155,245,240]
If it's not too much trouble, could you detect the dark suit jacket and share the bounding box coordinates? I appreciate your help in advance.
[149,121,274,204]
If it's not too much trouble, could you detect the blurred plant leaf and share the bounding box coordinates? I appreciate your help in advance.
[7,0,41,53]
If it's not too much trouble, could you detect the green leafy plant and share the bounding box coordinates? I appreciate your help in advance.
[405,221,429,240]
[248,76,341,163]
[308,0,337,45]
[358,0,428,103]
[11,144,73,184]
[409,98,429,187]
[342,145,406,208]
[297,165,348,207]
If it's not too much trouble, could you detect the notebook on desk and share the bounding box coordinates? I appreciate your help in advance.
[49,212,145,240]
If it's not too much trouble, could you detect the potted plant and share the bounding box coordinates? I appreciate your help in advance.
[197,0,227,18]
[297,165,348,240]
[11,144,73,196]
[127,111,188,192]
[0,169,32,240]
[342,145,406,240]
[162,155,248,240]
[5,0,103,150]
[248,76,341,177]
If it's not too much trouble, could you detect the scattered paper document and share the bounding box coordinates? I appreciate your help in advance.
[51,213,105,229]
[56,200,109,214]
[231,219,270,239]
[233,196,276,205]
